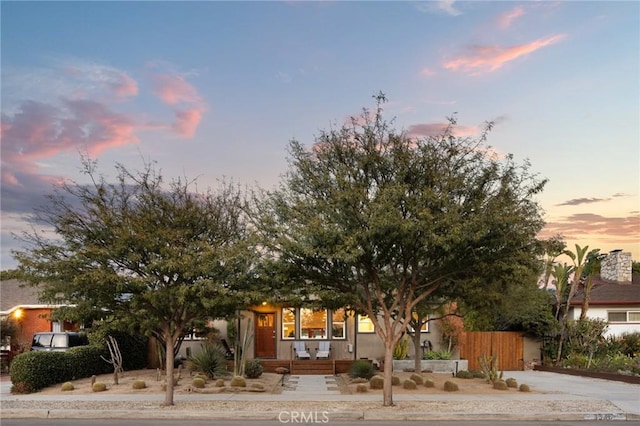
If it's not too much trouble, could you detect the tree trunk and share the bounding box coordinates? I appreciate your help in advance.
[412,331,422,374]
[382,343,395,406]
[163,334,175,406]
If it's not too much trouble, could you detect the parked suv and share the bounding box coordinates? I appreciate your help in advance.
[30,332,89,351]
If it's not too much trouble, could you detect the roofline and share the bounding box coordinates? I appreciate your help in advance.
[0,304,71,316]
[569,301,640,307]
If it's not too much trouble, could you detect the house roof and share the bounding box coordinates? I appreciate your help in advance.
[570,274,640,306]
[0,279,46,313]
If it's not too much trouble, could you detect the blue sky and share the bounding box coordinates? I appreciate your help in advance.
[1,1,639,269]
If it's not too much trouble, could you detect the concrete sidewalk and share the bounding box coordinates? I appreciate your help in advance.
[1,371,639,422]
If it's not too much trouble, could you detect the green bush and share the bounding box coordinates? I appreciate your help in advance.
[423,350,452,360]
[403,379,417,389]
[424,379,435,388]
[215,378,225,387]
[456,370,473,379]
[88,327,148,371]
[505,378,518,388]
[244,359,263,379]
[443,380,458,391]
[92,382,107,392]
[349,360,375,379]
[519,383,531,392]
[470,370,485,379]
[192,377,205,388]
[493,380,508,390]
[391,375,400,386]
[409,373,424,385]
[230,376,246,387]
[186,343,228,378]
[61,382,74,391]
[369,375,384,389]
[393,336,409,360]
[132,380,146,389]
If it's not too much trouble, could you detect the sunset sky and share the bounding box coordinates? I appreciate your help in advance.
[1,1,638,269]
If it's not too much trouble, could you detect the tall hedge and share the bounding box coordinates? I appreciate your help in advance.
[88,328,148,371]
[10,345,111,393]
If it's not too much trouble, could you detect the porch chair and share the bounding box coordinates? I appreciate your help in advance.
[293,341,311,359]
[315,341,331,359]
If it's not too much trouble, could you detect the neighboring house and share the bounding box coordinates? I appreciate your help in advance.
[0,279,78,352]
[569,251,640,337]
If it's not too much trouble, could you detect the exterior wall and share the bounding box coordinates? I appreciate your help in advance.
[523,336,542,369]
[11,308,54,351]
[579,306,640,336]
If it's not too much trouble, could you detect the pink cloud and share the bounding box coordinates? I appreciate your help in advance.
[151,73,206,137]
[172,108,203,138]
[496,6,525,29]
[443,34,566,74]
[542,213,640,241]
[110,73,139,98]
[407,122,479,138]
[152,74,202,105]
[1,99,138,167]
[420,67,437,77]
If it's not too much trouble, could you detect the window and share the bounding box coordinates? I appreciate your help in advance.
[608,311,640,322]
[282,307,296,339]
[409,312,429,333]
[300,308,327,339]
[331,309,346,339]
[357,315,375,333]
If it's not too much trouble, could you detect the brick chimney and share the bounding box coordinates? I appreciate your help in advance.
[600,250,632,284]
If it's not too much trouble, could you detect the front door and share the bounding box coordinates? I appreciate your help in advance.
[255,312,276,358]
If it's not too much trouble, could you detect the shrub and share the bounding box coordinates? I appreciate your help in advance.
[230,375,246,387]
[192,377,206,388]
[423,350,452,360]
[403,379,417,390]
[244,359,263,379]
[443,380,459,391]
[92,382,107,392]
[470,370,485,379]
[356,384,368,393]
[186,343,228,378]
[88,327,148,371]
[369,375,384,389]
[393,336,409,360]
[505,378,518,388]
[493,380,508,390]
[456,370,473,379]
[519,384,531,392]
[132,380,146,389]
[194,373,207,383]
[10,346,111,393]
[391,376,400,386]
[215,379,225,387]
[349,360,375,379]
[61,382,74,391]
[424,379,435,388]
[409,373,424,385]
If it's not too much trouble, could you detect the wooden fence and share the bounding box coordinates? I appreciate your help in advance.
[459,331,524,371]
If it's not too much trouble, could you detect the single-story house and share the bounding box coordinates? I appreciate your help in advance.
[569,250,640,337]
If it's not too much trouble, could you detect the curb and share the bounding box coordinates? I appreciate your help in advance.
[1,409,634,422]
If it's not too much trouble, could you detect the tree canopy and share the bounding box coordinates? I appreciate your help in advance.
[13,159,258,405]
[251,94,547,406]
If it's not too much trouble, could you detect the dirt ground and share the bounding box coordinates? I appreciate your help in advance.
[32,369,541,395]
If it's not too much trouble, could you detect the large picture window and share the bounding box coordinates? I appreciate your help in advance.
[282,307,296,339]
[608,311,640,322]
[300,308,327,339]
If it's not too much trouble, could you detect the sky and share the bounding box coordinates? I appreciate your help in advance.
[1,1,639,270]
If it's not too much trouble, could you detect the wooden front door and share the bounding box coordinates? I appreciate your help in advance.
[255,312,276,358]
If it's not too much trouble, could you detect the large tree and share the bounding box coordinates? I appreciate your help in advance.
[251,94,547,406]
[13,159,256,405]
